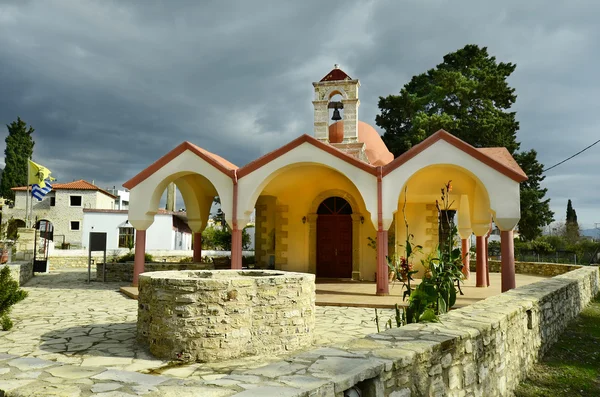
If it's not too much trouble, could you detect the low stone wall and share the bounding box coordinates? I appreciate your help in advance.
[5,261,33,286]
[137,270,316,363]
[49,250,254,269]
[1,267,599,396]
[96,262,213,282]
[470,260,582,277]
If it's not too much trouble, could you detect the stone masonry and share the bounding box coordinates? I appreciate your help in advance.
[470,260,582,277]
[0,265,597,396]
[96,262,213,282]
[137,270,315,363]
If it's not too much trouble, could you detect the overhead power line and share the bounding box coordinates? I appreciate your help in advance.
[543,138,600,172]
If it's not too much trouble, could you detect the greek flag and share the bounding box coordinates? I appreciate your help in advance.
[32,180,53,201]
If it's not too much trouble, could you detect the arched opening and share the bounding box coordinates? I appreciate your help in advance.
[328,93,344,129]
[316,196,353,278]
[242,161,373,279]
[394,164,491,276]
[6,219,25,241]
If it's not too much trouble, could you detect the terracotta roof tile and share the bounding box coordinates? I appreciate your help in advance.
[123,142,237,189]
[320,67,352,82]
[12,180,118,199]
[382,130,528,182]
[476,147,527,180]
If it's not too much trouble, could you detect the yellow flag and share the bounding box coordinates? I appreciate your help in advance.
[28,160,55,188]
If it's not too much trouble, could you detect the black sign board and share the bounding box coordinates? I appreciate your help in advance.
[89,232,107,251]
[88,232,108,283]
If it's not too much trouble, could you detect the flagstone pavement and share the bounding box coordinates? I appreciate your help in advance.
[0,269,394,381]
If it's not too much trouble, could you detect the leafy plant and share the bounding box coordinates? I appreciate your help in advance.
[117,252,154,263]
[374,304,406,332]
[406,180,464,323]
[0,265,28,330]
[387,186,421,300]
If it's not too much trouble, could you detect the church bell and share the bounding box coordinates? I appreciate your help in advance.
[331,108,342,121]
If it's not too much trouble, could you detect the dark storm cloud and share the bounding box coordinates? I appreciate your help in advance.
[0,0,598,226]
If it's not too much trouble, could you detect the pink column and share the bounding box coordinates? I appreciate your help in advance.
[193,232,202,262]
[231,228,243,269]
[461,238,470,280]
[376,230,389,296]
[476,236,488,287]
[484,234,490,287]
[501,230,516,292]
[132,230,146,287]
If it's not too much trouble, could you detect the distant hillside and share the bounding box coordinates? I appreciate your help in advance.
[582,228,599,238]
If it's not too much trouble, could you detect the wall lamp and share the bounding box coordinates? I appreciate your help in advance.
[360,216,365,224]
[302,216,307,224]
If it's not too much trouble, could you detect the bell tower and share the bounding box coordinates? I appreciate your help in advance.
[312,64,360,143]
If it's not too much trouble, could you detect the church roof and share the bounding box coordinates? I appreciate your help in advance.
[320,67,352,82]
[382,130,528,182]
[328,121,394,166]
[237,134,378,178]
[123,130,527,191]
[123,141,238,189]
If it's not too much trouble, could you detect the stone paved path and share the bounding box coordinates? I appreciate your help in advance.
[0,269,392,380]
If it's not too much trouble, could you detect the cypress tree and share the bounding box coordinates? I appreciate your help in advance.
[0,118,35,202]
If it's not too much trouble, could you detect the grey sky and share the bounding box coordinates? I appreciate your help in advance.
[0,0,598,229]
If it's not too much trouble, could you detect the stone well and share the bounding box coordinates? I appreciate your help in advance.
[137,269,315,362]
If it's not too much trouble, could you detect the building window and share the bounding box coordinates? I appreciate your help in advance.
[50,197,56,206]
[118,227,135,248]
[70,196,82,207]
[70,221,80,231]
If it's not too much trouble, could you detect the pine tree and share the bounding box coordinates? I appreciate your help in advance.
[514,150,554,240]
[0,118,35,202]
[377,44,520,156]
[376,45,553,241]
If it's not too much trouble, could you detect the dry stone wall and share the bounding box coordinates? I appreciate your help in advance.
[470,260,582,277]
[48,250,254,269]
[95,262,213,282]
[1,266,598,396]
[5,261,33,286]
[137,270,315,363]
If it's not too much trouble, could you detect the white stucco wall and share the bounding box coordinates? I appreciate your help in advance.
[3,189,116,246]
[82,211,191,251]
[382,139,521,230]
[237,141,379,225]
[127,149,234,230]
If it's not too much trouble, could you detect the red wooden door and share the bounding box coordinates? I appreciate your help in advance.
[316,197,353,278]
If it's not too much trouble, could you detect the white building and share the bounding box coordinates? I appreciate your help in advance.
[82,209,192,251]
[4,180,118,247]
[106,188,130,210]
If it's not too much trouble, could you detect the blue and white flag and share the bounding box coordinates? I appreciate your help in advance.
[32,180,53,201]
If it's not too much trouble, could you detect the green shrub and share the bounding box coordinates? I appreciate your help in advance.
[179,257,193,263]
[202,226,252,251]
[1,316,13,331]
[117,252,154,263]
[0,265,28,331]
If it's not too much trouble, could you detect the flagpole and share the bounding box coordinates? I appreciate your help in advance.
[29,178,34,228]
[26,159,30,228]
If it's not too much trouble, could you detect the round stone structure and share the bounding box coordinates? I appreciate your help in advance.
[137,269,316,362]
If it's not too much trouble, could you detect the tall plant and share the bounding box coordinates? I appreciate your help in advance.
[387,186,421,300]
[406,180,464,323]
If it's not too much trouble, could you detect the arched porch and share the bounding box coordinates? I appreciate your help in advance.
[382,132,525,293]
[241,162,376,281]
[123,143,236,286]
